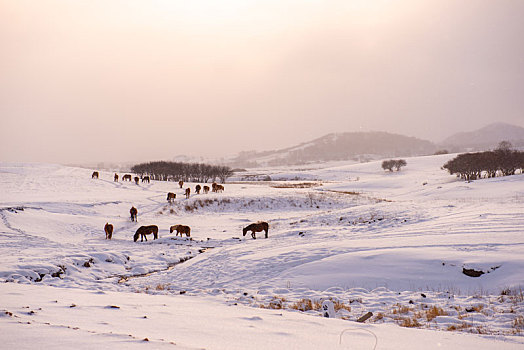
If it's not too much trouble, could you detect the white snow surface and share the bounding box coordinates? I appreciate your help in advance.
[1,155,523,349]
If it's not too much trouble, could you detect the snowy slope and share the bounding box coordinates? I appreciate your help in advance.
[1,157,523,348]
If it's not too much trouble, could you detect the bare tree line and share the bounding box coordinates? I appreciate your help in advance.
[443,142,524,181]
[131,161,233,183]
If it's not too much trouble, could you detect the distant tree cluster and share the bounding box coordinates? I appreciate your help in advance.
[442,142,524,181]
[131,161,233,183]
[381,159,407,172]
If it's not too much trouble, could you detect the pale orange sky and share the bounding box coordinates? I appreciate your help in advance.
[1,0,523,163]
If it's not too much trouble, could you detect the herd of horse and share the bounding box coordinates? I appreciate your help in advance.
[93,171,221,200]
[94,171,269,242]
[105,217,269,242]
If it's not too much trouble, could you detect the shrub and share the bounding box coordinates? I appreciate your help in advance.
[382,159,407,172]
[443,149,524,181]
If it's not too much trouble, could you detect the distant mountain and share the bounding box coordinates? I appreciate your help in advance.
[440,122,524,152]
[229,132,436,167]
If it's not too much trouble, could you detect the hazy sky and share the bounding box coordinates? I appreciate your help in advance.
[1,0,523,164]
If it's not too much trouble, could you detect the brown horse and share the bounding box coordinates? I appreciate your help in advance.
[167,192,176,203]
[122,174,132,181]
[195,184,201,194]
[216,184,224,193]
[243,221,269,239]
[212,182,218,192]
[179,180,184,188]
[185,188,191,199]
[134,225,158,242]
[134,176,140,185]
[92,171,99,179]
[104,223,114,240]
[203,185,210,194]
[142,176,150,183]
[114,173,119,182]
[130,206,138,222]
[170,224,191,237]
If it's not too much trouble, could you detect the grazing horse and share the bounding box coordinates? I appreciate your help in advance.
[195,184,201,194]
[104,223,114,240]
[179,180,184,188]
[92,171,99,179]
[134,176,140,185]
[114,173,119,182]
[216,184,224,193]
[142,176,150,183]
[203,185,210,194]
[167,192,176,203]
[212,182,218,192]
[243,221,269,239]
[130,206,138,222]
[185,188,191,199]
[133,225,158,242]
[123,174,132,181]
[170,224,191,237]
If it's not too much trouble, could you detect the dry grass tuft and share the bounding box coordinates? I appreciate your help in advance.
[261,296,286,310]
[155,284,168,291]
[392,304,411,315]
[332,299,351,312]
[399,316,421,328]
[290,298,314,312]
[426,306,447,321]
[373,312,384,321]
[513,316,524,333]
[447,322,471,331]
[271,182,321,189]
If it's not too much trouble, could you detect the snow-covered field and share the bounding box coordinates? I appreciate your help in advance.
[1,155,523,349]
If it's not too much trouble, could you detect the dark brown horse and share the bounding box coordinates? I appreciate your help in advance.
[170,224,191,237]
[215,184,224,193]
[179,180,184,188]
[195,184,201,194]
[142,176,150,183]
[92,171,99,179]
[104,223,114,240]
[185,188,191,199]
[243,221,269,239]
[203,185,210,194]
[167,192,176,203]
[134,176,140,185]
[122,174,132,181]
[134,225,158,242]
[212,182,218,192]
[114,173,119,182]
[130,206,138,222]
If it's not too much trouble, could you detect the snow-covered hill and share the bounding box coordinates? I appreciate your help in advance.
[1,156,523,349]
[440,122,524,151]
[228,131,436,167]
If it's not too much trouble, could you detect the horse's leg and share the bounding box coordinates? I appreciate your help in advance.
[252,231,256,239]
[265,230,268,238]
